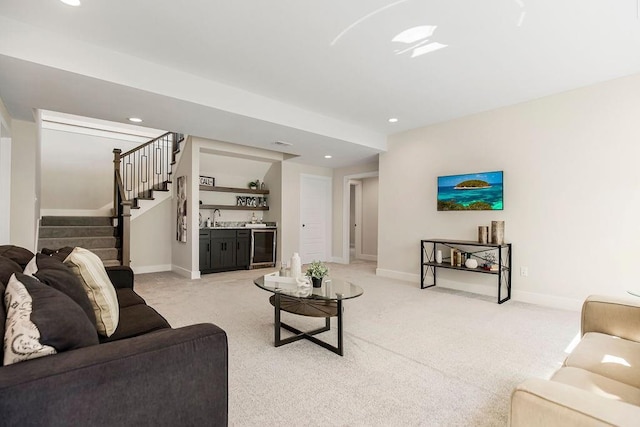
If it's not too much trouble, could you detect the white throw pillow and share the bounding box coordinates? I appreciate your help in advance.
[64,247,119,337]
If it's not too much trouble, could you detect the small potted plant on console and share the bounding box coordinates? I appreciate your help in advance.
[306,261,329,288]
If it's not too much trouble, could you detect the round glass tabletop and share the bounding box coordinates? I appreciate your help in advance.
[254,276,363,301]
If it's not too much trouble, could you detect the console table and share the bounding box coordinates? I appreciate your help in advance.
[420,239,512,304]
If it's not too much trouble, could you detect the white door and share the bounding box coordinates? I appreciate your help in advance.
[300,174,331,264]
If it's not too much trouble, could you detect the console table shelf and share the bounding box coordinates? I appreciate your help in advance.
[420,239,512,304]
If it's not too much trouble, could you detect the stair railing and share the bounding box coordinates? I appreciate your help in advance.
[113,132,184,266]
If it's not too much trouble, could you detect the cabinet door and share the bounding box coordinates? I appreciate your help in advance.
[211,238,236,270]
[236,236,250,268]
[199,230,210,271]
[199,237,211,270]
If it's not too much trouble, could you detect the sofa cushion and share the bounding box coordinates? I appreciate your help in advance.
[0,245,34,269]
[64,247,119,337]
[564,332,640,388]
[0,255,22,285]
[116,288,147,308]
[3,273,99,366]
[552,366,640,406]
[99,304,170,343]
[24,254,97,330]
[0,281,5,362]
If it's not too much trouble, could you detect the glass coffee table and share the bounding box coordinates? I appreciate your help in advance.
[254,276,363,356]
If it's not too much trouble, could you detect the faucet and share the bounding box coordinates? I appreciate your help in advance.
[212,209,221,227]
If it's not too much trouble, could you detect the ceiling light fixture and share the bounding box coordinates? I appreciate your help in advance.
[60,0,81,6]
[128,117,143,123]
[392,25,447,58]
[324,155,333,159]
[392,26,437,44]
[388,118,398,123]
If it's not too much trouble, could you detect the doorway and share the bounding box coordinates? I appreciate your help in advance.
[342,172,378,264]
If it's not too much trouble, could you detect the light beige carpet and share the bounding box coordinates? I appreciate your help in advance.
[135,261,578,426]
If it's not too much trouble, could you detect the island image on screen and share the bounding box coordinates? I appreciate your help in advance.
[437,171,503,211]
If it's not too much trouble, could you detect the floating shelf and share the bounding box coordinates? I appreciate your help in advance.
[200,204,269,211]
[200,185,269,195]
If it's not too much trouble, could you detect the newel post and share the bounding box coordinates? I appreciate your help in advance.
[113,149,122,217]
[121,201,131,267]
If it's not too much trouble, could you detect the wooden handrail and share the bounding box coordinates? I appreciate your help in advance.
[119,131,173,158]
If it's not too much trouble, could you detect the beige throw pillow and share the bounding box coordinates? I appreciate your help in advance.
[64,247,119,337]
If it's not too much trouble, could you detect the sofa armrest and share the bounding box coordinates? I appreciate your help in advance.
[581,295,640,342]
[510,378,640,426]
[0,323,228,427]
[105,265,134,289]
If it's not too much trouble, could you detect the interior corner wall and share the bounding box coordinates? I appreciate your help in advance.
[130,197,173,273]
[281,161,332,263]
[9,119,38,250]
[378,72,640,310]
[171,137,196,278]
[263,161,283,261]
[361,177,379,257]
[332,161,378,260]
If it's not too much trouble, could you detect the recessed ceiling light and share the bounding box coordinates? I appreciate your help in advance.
[388,118,398,123]
[60,0,81,6]
[128,117,143,123]
[324,155,332,159]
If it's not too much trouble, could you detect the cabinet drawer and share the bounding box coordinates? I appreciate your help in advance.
[199,230,210,238]
[236,230,250,238]
[211,230,236,238]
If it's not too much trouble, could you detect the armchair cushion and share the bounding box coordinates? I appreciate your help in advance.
[564,332,640,389]
[551,366,640,406]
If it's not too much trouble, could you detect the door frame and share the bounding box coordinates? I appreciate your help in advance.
[341,171,378,264]
[299,174,332,263]
[349,180,363,261]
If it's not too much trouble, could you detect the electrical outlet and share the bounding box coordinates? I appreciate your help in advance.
[520,267,528,277]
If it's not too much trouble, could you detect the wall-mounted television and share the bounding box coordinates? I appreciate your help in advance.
[437,171,503,211]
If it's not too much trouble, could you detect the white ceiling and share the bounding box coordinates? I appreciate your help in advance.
[1,0,639,167]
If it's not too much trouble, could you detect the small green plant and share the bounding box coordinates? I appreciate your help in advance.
[305,260,329,279]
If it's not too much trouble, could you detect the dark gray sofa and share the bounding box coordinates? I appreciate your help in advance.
[0,246,228,426]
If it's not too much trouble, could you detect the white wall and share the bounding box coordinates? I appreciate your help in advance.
[10,120,38,250]
[40,128,139,213]
[130,198,173,273]
[378,73,640,310]
[171,137,196,278]
[361,177,379,257]
[0,96,11,244]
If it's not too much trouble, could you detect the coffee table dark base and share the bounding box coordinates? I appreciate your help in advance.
[268,294,344,356]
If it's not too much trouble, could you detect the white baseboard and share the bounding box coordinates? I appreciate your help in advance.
[375,267,581,311]
[512,290,582,311]
[131,264,172,274]
[172,264,199,279]
[376,268,419,283]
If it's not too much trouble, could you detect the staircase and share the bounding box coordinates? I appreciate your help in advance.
[38,216,120,267]
[37,132,184,267]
